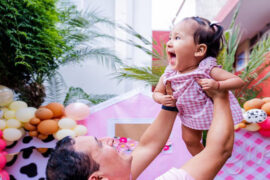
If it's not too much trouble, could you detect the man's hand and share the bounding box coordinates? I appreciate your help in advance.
[197,79,219,90]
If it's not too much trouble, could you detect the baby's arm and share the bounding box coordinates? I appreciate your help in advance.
[153,76,175,107]
[199,67,245,90]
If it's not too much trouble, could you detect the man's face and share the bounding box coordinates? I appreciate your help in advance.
[74,136,132,179]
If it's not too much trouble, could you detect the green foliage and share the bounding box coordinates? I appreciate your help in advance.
[63,87,115,106]
[217,5,270,105]
[0,0,64,81]
[0,0,124,106]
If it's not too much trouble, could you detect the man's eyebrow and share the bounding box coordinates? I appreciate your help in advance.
[94,137,102,147]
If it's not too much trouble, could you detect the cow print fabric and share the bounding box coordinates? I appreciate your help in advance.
[5,135,56,180]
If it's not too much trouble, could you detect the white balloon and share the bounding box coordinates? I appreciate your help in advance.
[3,128,22,141]
[4,110,16,119]
[15,107,36,123]
[243,109,267,123]
[55,129,75,140]
[74,125,87,136]
[6,119,21,128]
[9,101,27,111]
[58,118,77,129]
[0,119,6,130]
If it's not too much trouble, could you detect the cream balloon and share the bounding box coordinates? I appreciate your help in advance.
[15,107,36,123]
[73,125,87,136]
[0,85,13,107]
[58,118,77,129]
[4,110,15,119]
[0,120,6,130]
[6,119,21,128]
[3,128,22,141]
[55,129,76,140]
[9,101,27,111]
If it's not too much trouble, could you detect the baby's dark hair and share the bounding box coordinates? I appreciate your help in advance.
[184,16,224,58]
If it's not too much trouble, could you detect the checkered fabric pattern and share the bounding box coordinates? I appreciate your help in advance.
[215,129,270,180]
[163,57,243,130]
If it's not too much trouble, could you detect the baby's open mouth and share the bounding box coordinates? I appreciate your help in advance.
[168,52,176,65]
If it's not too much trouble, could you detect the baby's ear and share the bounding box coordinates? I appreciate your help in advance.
[194,43,207,58]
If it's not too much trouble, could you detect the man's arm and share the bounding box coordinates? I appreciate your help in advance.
[131,82,177,179]
[181,91,234,180]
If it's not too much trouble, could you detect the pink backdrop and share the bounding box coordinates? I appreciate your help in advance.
[84,90,192,179]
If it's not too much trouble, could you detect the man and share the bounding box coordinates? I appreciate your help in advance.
[46,84,234,180]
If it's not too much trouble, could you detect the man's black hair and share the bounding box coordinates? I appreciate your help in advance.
[46,136,99,180]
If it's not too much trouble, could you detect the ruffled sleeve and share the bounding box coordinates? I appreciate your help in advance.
[162,65,176,85]
[198,57,222,75]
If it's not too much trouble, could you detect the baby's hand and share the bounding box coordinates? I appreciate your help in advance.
[160,95,176,107]
[197,79,219,90]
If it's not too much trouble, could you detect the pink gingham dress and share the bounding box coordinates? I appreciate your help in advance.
[163,57,243,130]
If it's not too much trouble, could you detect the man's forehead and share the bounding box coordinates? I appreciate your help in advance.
[74,136,97,152]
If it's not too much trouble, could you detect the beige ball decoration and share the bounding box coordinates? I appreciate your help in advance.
[16,107,36,123]
[3,128,22,141]
[4,110,16,119]
[18,128,26,137]
[55,129,76,140]
[73,125,87,136]
[6,119,21,128]
[9,101,27,111]
[244,123,261,131]
[0,119,6,130]
[58,118,77,129]
[0,85,14,107]
[0,108,9,113]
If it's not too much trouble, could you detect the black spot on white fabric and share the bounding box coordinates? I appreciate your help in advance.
[22,148,33,159]
[10,174,16,180]
[20,163,37,177]
[6,155,18,167]
[39,178,45,180]
[6,141,17,149]
[40,148,52,158]
[42,135,54,143]
[22,136,33,144]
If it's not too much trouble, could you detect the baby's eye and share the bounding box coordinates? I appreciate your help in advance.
[168,37,171,40]
[175,36,181,40]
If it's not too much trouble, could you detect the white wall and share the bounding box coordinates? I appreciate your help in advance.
[59,0,152,96]
[152,0,196,31]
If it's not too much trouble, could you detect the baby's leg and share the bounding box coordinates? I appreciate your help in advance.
[181,124,204,156]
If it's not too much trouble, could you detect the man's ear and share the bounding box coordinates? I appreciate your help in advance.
[89,172,109,180]
[194,43,207,58]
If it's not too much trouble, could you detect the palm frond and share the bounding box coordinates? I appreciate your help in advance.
[63,86,115,106]
[43,71,68,105]
[62,47,123,69]
[113,65,164,86]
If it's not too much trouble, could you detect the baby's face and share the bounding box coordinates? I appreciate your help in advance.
[166,19,199,72]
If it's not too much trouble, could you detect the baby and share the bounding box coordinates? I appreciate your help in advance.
[153,16,244,156]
